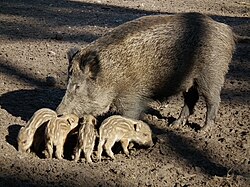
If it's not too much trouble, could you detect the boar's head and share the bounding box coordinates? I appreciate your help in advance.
[56,47,113,117]
[17,126,33,153]
[134,121,154,147]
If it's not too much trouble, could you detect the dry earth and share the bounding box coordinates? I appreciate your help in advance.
[0,0,249,186]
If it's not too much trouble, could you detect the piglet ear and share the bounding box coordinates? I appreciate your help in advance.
[79,50,100,80]
[92,118,97,126]
[79,117,84,124]
[134,123,141,132]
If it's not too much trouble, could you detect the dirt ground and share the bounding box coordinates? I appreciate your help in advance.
[0,0,249,186]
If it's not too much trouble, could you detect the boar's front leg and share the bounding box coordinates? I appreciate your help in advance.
[120,138,130,157]
[73,147,81,162]
[172,86,199,126]
[84,148,93,164]
[55,139,65,159]
[44,140,53,159]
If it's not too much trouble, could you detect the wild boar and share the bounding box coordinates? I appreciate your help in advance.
[17,108,57,153]
[73,114,97,163]
[56,12,235,130]
[44,113,79,159]
[97,115,153,160]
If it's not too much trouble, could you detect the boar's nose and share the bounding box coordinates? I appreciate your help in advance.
[56,109,63,116]
[149,141,154,147]
[56,104,68,115]
[56,107,68,116]
[145,140,154,147]
[18,146,27,153]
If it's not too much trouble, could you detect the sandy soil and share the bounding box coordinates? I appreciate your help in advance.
[0,0,249,186]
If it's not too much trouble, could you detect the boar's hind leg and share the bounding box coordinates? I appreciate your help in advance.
[202,92,220,131]
[73,147,81,161]
[172,86,199,126]
[97,139,105,161]
[198,77,222,131]
[104,139,116,160]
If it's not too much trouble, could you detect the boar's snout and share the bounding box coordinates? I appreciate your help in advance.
[144,138,154,147]
[56,103,75,116]
[148,141,154,147]
[56,104,66,116]
[138,133,154,147]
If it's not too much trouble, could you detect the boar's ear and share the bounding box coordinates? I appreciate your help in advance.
[67,47,80,77]
[92,118,97,125]
[134,123,141,132]
[79,117,84,124]
[67,47,80,62]
[79,51,100,80]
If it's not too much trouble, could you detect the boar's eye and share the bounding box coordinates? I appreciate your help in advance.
[75,85,80,90]
[143,133,149,137]
[22,140,27,144]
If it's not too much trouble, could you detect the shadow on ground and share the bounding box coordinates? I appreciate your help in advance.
[0,0,249,42]
[164,130,228,176]
[6,124,22,150]
[0,89,64,121]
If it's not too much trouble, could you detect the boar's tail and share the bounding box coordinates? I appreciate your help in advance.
[234,34,250,43]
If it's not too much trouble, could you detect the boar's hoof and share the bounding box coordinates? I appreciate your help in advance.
[200,121,214,132]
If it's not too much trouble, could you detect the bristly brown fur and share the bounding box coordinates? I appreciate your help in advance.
[57,12,235,131]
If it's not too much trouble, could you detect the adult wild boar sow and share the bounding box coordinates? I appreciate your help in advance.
[57,12,235,130]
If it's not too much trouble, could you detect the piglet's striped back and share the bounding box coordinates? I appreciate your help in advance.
[100,115,139,135]
[26,108,57,130]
